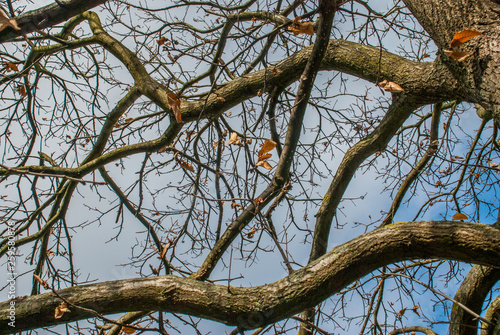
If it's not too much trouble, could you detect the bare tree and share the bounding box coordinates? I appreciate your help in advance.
[0,0,499,334]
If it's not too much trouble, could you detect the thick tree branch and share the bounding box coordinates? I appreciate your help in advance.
[0,38,459,180]
[310,94,420,263]
[1,221,499,333]
[0,0,108,42]
[482,295,500,335]
[388,326,438,335]
[450,213,500,335]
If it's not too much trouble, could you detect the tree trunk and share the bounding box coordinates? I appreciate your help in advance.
[403,0,500,125]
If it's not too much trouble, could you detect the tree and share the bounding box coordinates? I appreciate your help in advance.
[0,0,499,333]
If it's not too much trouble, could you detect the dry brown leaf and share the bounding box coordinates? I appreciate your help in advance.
[157,36,167,45]
[254,197,264,205]
[246,226,256,239]
[185,130,195,140]
[15,85,26,97]
[450,29,482,48]
[271,66,283,75]
[160,242,170,259]
[452,213,468,221]
[54,302,70,319]
[34,274,49,289]
[443,49,471,62]
[256,139,277,169]
[378,80,404,93]
[167,93,182,123]
[256,160,273,170]
[258,153,272,161]
[0,8,20,32]
[258,139,277,159]
[179,160,194,172]
[289,17,315,36]
[397,308,407,319]
[230,201,241,210]
[228,132,241,145]
[5,62,18,72]
[120,325,137,334]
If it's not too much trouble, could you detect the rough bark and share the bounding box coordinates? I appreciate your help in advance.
[449,266,500,335]
[402,0,500,125]
[450,211,500,334]
[0,0,108,42]
[482,295,500,335]
[1,221,499,333]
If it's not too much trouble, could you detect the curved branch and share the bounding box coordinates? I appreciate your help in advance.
[1,221,499,333]
[450,215,500,335]
[482,295,500,335]
[0,38,460,180]
[0,0,108,42]
[388,326,438,335]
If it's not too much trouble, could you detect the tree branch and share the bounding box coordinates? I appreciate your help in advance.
[1,221,499,333]
[0,0,108,42]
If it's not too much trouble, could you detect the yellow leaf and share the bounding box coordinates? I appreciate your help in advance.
[167,93,182,123]
[450,29,482,48]
[228,132,241,145]
[258,139,277,159]
[0,8,20,32]
[452,213,468,221]
[256,160,273,170]
[443,49,471,62]
[54,302,70,319]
